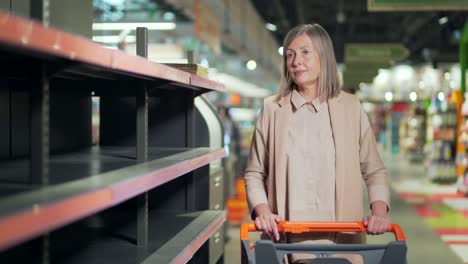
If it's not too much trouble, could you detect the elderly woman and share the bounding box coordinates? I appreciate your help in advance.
[244,24,390,263]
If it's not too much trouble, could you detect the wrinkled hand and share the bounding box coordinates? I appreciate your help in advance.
[363,214,391,235]
[253,204,281,241]
[255,213,281,241]
[363,200,391,235]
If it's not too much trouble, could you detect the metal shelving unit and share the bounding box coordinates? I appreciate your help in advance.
[0,11,226,263]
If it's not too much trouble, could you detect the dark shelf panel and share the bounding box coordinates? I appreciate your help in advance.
[0,147,225,251]
[0,147,215,188]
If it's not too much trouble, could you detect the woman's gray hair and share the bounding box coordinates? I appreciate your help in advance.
[276,24,340,102]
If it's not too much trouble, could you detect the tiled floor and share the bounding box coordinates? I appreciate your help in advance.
[223,152,467,263]
[389,156,468,263]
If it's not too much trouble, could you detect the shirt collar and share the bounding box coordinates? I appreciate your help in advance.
[291,89,326,112]
[291,89,308,110]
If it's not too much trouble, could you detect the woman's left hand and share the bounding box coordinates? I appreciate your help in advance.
[363,200,391,235]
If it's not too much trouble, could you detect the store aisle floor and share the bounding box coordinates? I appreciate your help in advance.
[384,151,468,264]
[223,152,466,263]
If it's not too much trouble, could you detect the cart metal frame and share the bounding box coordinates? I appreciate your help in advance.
[241,221,407,264]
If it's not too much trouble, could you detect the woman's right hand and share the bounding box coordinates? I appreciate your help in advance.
[253,204,281,241]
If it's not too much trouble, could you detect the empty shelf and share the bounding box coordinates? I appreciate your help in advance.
[0,11,225,93]
[0,147,225,250]
[142,210,225,264]
[0,210,225,264]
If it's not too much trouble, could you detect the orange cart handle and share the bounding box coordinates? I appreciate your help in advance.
[240,221,406,241]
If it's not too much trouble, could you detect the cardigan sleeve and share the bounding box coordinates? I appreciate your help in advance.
[359,108,391,210]
[244,107,270,218]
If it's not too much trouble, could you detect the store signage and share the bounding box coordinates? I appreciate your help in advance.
[343,71,377,82]
[345,44,409,62]
[345,62,391,72]
[368,0,468,11]
[194,0,221,54]
[342,69,379,90]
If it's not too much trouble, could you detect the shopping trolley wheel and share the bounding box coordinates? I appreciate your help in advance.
[308,258,351,264]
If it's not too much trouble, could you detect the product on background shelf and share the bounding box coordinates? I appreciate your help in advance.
[390,102,407,154]
[400,103,426,162]
[456,92,468,195]
[425,94,458,184]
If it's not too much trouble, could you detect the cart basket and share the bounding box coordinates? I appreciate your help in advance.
[240,221,407,264]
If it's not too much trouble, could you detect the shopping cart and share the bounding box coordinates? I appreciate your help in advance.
[240,221,407,264]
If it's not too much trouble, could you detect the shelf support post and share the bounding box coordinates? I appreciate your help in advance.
[186,91,197,212]
[136,26,149,260]
[30,1,51,262]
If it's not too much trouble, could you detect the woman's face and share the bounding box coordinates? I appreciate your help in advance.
[286,33,321,89]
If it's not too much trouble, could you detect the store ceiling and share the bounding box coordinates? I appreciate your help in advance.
[250,0,468,65]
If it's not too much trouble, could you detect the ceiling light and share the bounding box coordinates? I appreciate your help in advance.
[419,81,425,89]
[200,58,209,68]
[278,46,283,56]
[92,35,136,43]
[409,92,417,102]
[246,60,257,70]
[163,12,175,21]
[92,22,176,31]
[438,92,445,101]
[336,12,346,24]
[438,16,448,25]
[385,92,393,102]
[265,23,277,32]
[453,30,461,41]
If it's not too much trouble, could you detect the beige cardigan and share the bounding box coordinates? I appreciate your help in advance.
[244,91,390,225]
